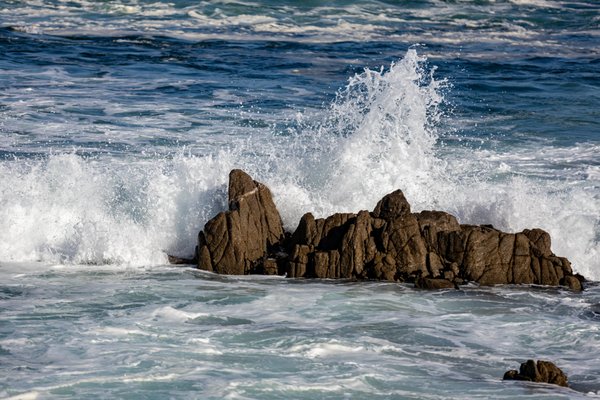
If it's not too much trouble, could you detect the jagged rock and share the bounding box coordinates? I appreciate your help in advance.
[285,188,580,289]
[372,189,411,219]
[503,360,568,387]
[434,225,577,288]
[189,169,584,291]
[285,191,430,280]
[196,169,285,275]
[261,258,279,275]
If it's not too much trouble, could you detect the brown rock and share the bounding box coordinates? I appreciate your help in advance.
[522,228,552,257]
[439,224,576,288]
[340,210,372,278]
[427,252,444,277]
[285,190,430,281]
[372,190,411,219]
[197,169,285,275]
[560,275,582,292]
[267,258,280,274]
[504,360,568,387]
[415,277,456,290]
[191,170,584,290]
[281,186,580,288]
[503,370,527,381]
[286,244,312,278]
[417,210,461,253]
[313,250,340,279]
[289,213,319,247]
[443,270,455,281]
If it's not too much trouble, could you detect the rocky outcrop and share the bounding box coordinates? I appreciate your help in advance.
[196,169,285,275]
[504,360,569,387]
[190,169,585,291]
[285,190,582,290]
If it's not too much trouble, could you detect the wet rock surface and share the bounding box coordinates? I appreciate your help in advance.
[189,170,585,290]
[503,360,569,387]
[196,169,285,275]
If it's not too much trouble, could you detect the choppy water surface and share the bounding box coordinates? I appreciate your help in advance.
[2,264,600,399]
[1,0,599,398]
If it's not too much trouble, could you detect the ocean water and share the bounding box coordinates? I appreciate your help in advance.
[1,0,599,398]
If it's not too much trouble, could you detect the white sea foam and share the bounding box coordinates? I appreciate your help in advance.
[91,327,149,337]
[509,0,563,8]
[0,50,597,279]
[2,0,597,56]
[0,153,233,265]
[3,392,40,400]
[306,343,365,359]
[152,306,209,322]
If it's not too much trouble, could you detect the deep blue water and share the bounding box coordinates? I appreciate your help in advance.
[1,0,599,398]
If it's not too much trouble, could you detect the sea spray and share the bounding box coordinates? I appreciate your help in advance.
[264,49,448,223]
[0,153,234,265]
[317,48,446,213]
[0,50,597,279]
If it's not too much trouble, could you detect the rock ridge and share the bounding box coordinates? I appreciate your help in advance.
[189,170,584,291]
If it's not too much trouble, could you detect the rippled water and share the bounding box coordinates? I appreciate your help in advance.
[1,0,599,398]
[3,263,600,399]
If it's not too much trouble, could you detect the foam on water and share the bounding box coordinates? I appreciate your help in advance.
[2,262,600,398]
[0,152,234,265]
[0,50,598,278]
[1,0,598,57]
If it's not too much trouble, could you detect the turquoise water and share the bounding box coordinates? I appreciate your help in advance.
[1,0,599,398]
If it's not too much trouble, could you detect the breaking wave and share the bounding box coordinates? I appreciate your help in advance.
[0,50,597,279]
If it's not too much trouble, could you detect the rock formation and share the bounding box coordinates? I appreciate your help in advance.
[503,360,569,387]
[191,169,585,291]
[196,169,285,275]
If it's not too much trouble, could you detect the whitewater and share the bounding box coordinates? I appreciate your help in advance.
[1,0,599,398]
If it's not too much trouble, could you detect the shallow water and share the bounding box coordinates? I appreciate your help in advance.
[1,0,599,398]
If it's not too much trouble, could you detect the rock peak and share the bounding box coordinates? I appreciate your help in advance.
[197,170,285,275]
[372,189,411,219]
[228,169,259,208]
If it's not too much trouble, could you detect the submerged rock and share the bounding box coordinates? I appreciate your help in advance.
[503,360,569,387]
[188,169,585,290]
[415,277,456,290]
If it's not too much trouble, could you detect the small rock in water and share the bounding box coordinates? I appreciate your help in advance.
[503,360,568,387]
[414,277,456,290]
